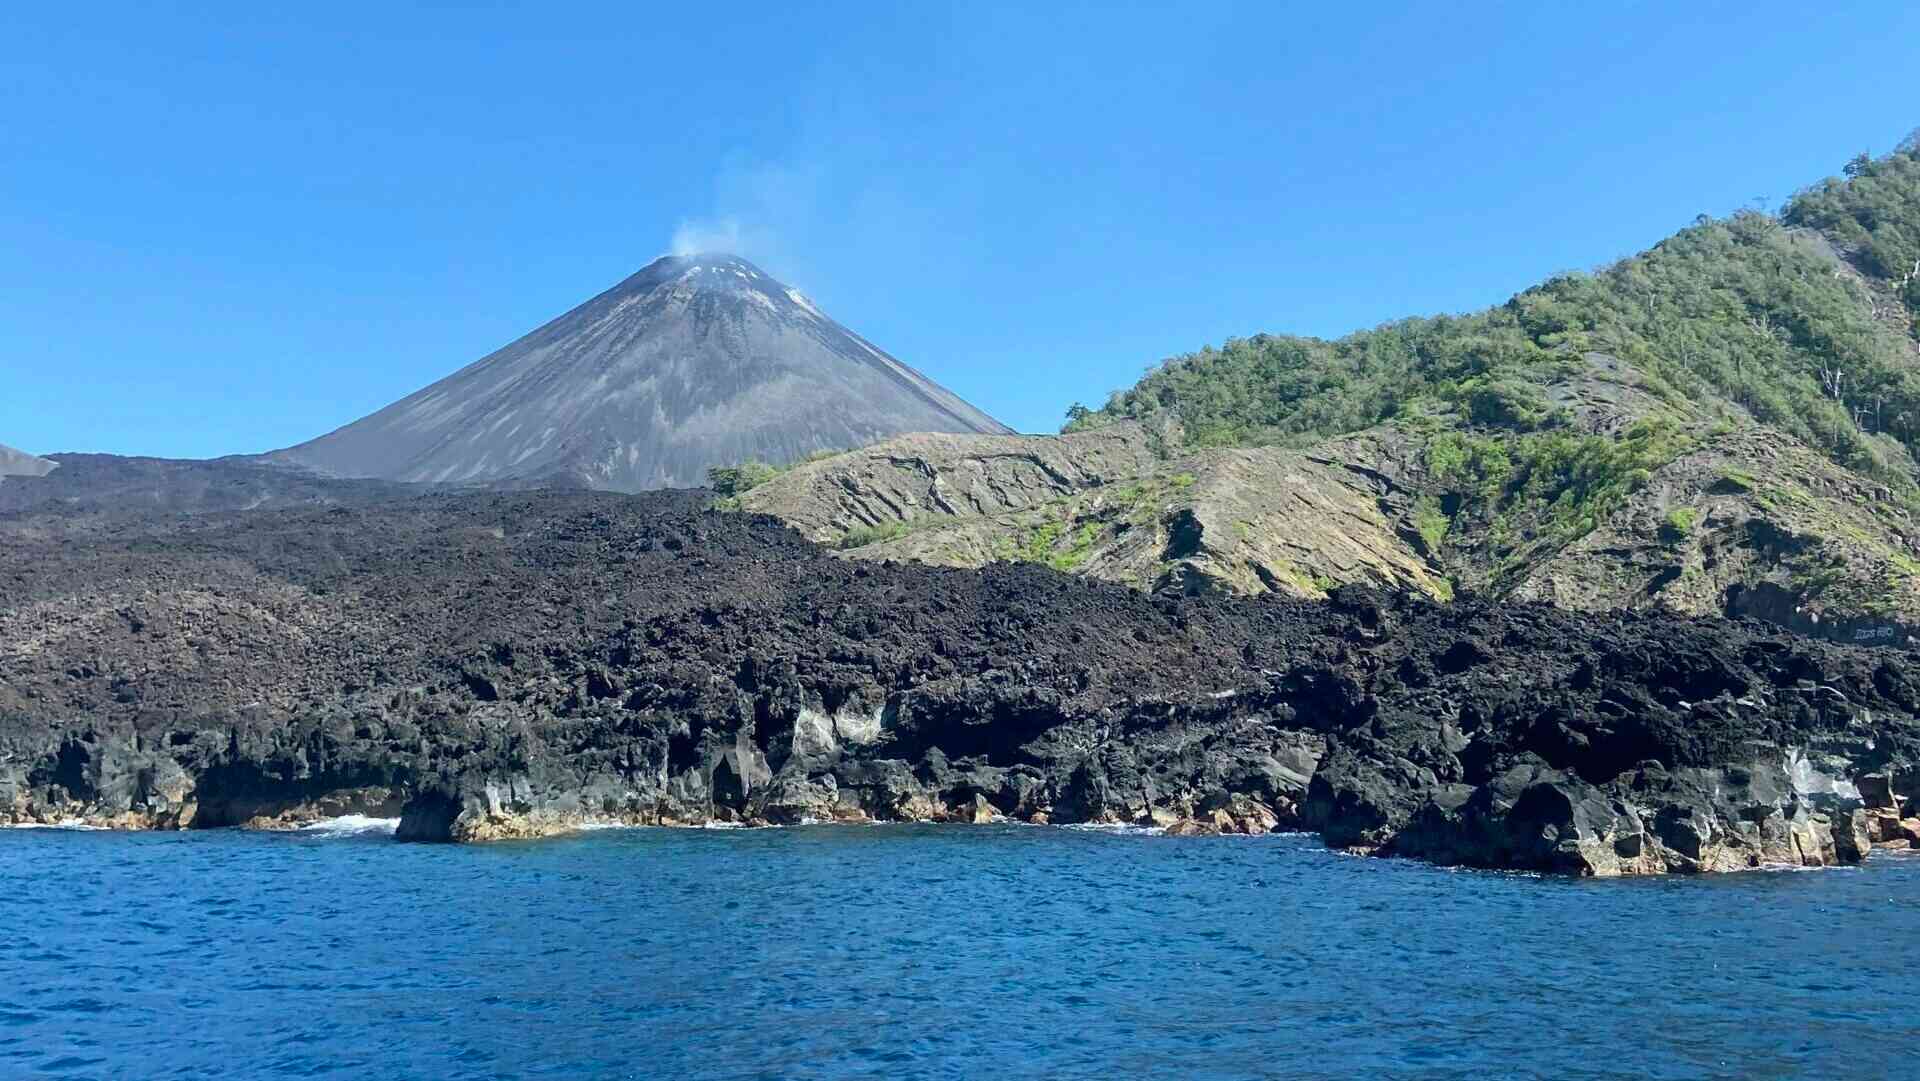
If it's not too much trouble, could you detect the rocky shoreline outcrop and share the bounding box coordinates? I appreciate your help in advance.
[4,490,1917,875]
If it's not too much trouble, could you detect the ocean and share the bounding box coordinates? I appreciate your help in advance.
[4,822,1915,1080]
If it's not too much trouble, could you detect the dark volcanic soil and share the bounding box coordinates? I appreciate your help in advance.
[3,490,1917,873]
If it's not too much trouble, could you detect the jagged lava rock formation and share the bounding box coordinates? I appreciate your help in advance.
[270,254,1009,491]
[3,491,1917,874]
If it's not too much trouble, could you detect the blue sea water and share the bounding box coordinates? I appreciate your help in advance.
[2,823,1915,1081]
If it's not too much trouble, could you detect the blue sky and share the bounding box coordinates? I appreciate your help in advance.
[3,2,1917,456]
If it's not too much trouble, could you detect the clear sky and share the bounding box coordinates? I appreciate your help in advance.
[3,2,1918,456]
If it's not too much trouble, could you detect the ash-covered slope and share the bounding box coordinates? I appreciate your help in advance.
[0,454,435,525]
[272,255,1010,491]
[0,443,56,480]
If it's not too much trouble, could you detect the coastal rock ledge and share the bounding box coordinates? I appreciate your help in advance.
[4,491,1919,875]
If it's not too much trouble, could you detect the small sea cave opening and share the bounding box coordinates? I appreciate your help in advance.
[50,739,91,799]
[711,757,745,809]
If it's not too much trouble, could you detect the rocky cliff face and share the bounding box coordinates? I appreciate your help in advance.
[733,422,1164,541]
[270,254,1010,492]
[4,490,1916,874]
[737,423,1448,599]
[736,367,1920,643]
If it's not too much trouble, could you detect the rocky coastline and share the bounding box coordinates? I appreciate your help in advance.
[3,490,1918,875]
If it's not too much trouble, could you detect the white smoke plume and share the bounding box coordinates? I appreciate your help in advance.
[664,158,828,277]
[669,217,744,257]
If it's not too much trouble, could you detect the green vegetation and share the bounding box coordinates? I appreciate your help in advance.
[1753,482,1817,515]
[1716,469,1758,493]
[1008,520,1066,563]
[706,460,781,497]
[1102,473,1195,527]
[1053,142,1920,610]
[1425,432,1516,498]
[1272,561,1339,596]
[1784,136,1920,333]
[1417,419,1699,573]
[1067,143,1920,485]
[707,449,846,497]
[1056,521,1104,570]
[1661,507,1698,541]
[1412,495,1450,553]
[992,518,1106,571]
[836,520,916,549]
[1271,560,1322,595]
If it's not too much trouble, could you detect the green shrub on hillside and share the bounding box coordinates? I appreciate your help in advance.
[1425,432,1513,497]
[1464,376,1554,430]
[1661,507,1697,541]
[836,520,914,549]
[706,461,781,496]
[1412,496,1451,553]
[1424,419,1696,556]
[707,449,847,497]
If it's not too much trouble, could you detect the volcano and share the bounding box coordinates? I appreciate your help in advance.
[271,254,1010,491]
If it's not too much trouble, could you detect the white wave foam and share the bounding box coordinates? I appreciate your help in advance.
[572,819,790,832]
[3,819,108,831]
[575,820,766,831]
[296,815,399,837]
[1060,823,1166,836]
[1751,859,1867,874]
